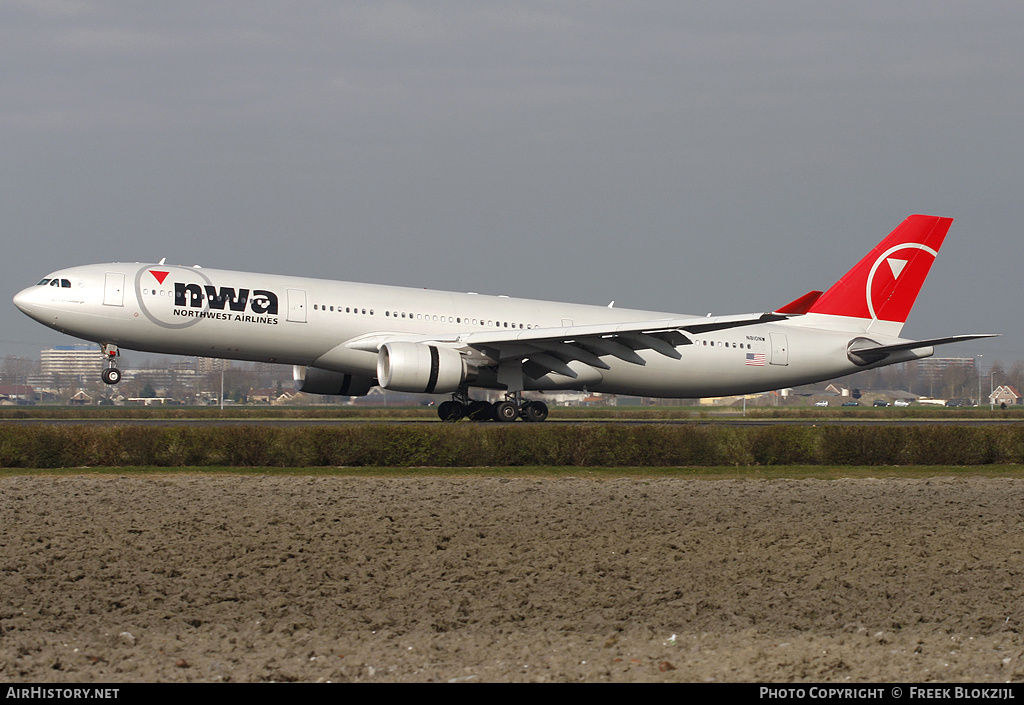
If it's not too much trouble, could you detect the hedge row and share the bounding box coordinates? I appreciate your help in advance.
[4,424,1024,468]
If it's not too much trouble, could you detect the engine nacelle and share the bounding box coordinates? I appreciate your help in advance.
[293,366,375,396]
[377,342,468,394]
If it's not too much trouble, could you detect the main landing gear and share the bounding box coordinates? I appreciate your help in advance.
[100,344,121,385]
[437,390,549,423]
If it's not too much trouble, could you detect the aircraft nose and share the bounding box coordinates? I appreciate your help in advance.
[13,286,38,317]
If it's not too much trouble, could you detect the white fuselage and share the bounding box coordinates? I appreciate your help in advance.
[14,261,925,398]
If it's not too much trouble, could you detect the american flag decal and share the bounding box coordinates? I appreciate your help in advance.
[745,352,766,366]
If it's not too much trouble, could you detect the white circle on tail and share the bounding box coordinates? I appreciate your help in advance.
[865,242,937,321]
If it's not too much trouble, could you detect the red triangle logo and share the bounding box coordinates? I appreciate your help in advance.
[150,270,169,285]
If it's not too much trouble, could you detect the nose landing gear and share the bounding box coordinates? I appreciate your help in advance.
[100,344,121,385]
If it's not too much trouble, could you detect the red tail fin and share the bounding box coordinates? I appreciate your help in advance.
[807,215,952,327]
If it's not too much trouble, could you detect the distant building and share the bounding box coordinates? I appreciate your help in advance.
[990,385,1022,406]
[915,357,977,386]
[196,357,231,374]
[248,388,280,404]
[69,389,94,405]
[0,385,36,403]
[37,344,103,385]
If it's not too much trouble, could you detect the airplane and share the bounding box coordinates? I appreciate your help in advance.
[13,214,995,422]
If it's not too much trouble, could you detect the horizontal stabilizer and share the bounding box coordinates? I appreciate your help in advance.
[848,334,999,364]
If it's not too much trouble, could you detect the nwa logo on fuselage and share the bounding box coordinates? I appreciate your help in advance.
[174,283,279,315]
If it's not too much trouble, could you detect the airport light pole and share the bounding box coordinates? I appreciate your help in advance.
[978,355,982,407]
[991,370,996,411]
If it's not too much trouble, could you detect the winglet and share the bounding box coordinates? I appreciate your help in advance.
[807,215,953,333]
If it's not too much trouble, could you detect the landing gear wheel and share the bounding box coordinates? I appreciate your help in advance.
[521,401,549,423]
[101,367,121,385]
[492,400,519,422]
[467,400,493,421]
[437,400,465,422]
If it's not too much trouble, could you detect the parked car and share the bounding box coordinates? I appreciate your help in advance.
[814,400,829,407]
[945,399,964,407]
[873,400,889,407]
[894,399,912,407]
[841,401,860,406]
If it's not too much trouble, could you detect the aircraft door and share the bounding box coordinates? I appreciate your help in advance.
[769,332,789,366]
[103,272,125,307]
[286,289,307,323]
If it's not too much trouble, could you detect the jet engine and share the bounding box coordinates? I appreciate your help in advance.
[376,342,469,394]
[293,365,375,396]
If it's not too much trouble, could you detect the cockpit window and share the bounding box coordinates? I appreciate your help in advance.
[42,278,71,287]
[37,279,50,286]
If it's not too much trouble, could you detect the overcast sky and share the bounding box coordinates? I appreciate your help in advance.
[3,1,1022,369]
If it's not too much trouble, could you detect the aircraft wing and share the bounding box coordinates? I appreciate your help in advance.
[342,311,792,378]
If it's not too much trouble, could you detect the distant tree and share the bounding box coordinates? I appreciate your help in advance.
[1,356,35,386]
[141,383,156,398]
[989,359,1006,382]
[1007,360,1024,396]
